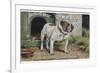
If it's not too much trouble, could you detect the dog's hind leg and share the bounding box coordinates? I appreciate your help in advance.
[41,33,44,51]
[46,38,49,50]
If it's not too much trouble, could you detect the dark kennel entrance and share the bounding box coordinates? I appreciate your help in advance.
[31,17,46,39]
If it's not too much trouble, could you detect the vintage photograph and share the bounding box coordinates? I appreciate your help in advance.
[21,11,89,61]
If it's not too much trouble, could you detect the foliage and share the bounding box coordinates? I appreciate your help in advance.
[82,28,89,37]
[68,36,89,52]
[75,37,89,52]
[21,40,32,48]
[21,39,41,48]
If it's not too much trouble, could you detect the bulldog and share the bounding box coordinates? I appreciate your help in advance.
[41,20,74,55]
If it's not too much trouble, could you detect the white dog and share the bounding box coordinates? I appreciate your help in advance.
[41,20,74,55]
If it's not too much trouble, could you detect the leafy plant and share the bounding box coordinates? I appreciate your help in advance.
[68,35,80,44]
[67,35,89,52]
[76,37,89,52]
[82,28,89,37]
[21,40,32,48]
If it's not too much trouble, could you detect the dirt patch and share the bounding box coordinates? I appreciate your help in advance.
[21,47,89,61]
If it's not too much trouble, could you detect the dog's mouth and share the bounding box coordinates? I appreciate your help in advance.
[62,26,69,32]
[61,22,69,32]
[60,21,74,33]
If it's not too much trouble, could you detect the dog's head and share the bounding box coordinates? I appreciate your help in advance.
[60,20,74,33]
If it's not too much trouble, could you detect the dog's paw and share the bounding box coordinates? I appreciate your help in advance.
[50,53,55,55]
[65,51,69,54]
[40,49,44,52]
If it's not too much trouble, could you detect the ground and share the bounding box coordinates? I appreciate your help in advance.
[21,46,89,61]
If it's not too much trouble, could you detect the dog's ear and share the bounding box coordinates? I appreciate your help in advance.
[70,24,74,32]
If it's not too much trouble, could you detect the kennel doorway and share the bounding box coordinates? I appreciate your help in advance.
[31,17,47,39]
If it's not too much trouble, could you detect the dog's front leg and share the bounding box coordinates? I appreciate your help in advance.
[50,40,54,55]
[64,40,69,54]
